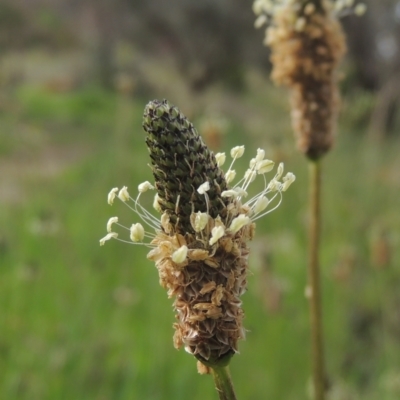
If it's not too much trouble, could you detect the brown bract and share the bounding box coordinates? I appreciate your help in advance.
[147,203,255,364]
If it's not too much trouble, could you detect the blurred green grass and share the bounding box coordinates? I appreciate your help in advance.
[0,85,399,399]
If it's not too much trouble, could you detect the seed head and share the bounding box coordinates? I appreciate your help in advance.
[101,100,296,366]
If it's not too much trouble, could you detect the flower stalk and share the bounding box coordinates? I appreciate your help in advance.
[308,159,325,400]
[211,365,237,400]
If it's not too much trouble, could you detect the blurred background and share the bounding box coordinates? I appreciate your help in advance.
[0,0,399,399]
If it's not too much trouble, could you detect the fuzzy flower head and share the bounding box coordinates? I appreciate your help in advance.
[100,99,295,365]
[252,0,366,160]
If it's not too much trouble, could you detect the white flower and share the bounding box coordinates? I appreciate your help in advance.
[130,223,145,242]
[253,196,269,215]
[101,142,295,250]
[225,170,236,183]
[255,148,265,162]
[107,217,118,233]
[153,194,162,212]
[282,173,296,191]
[138,181,154,193]
[230,145,245,159]
[161,213,171,233]
[209,226,225,246]
[100,232,118,246]
[276,162,284,180]
[244,169,257,183]
[267,178,281,192]
[256,159,274,174]
[197,181,210,195]
[221,188,247,198]
[194,212,209,232]
[234,187,248,197]
[221,190,238,198]
[118,186,130,202]
[108,187,118,205]
[229,214,251,234]
[172,245,188,263]
[215,152,226,167]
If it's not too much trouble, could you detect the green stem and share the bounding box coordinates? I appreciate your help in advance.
[308,160,325,400]
[211,365,237,400]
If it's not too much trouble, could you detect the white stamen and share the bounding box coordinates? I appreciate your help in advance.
[197,181,210,195]
[276,162,284,180]
[256,159,274,174]
[253,196,269,215]
[229,214,251,234]
[138,181,155,193]
[118,186,130,202]
[153,194,162,212]
[255,148,265,162]
[209,226,225,246]
[267,178,281,192]
[107,217,118,233]
[100,232,118,246]
[130,223,145,242]
[172,245,188,263]
[221,190,239,198]
[161,213,171,233]
[234,187,248,197]
[108,187,118,205]
[282,173,296,191]
[215,152,226,167]
[230,146,245,159]
[244,169,257,183]
[194,212,208,232]
[225,170,236,183]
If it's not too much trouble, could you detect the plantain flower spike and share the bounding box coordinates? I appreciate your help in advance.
[252,0,367,159]
[100,99,295,367]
